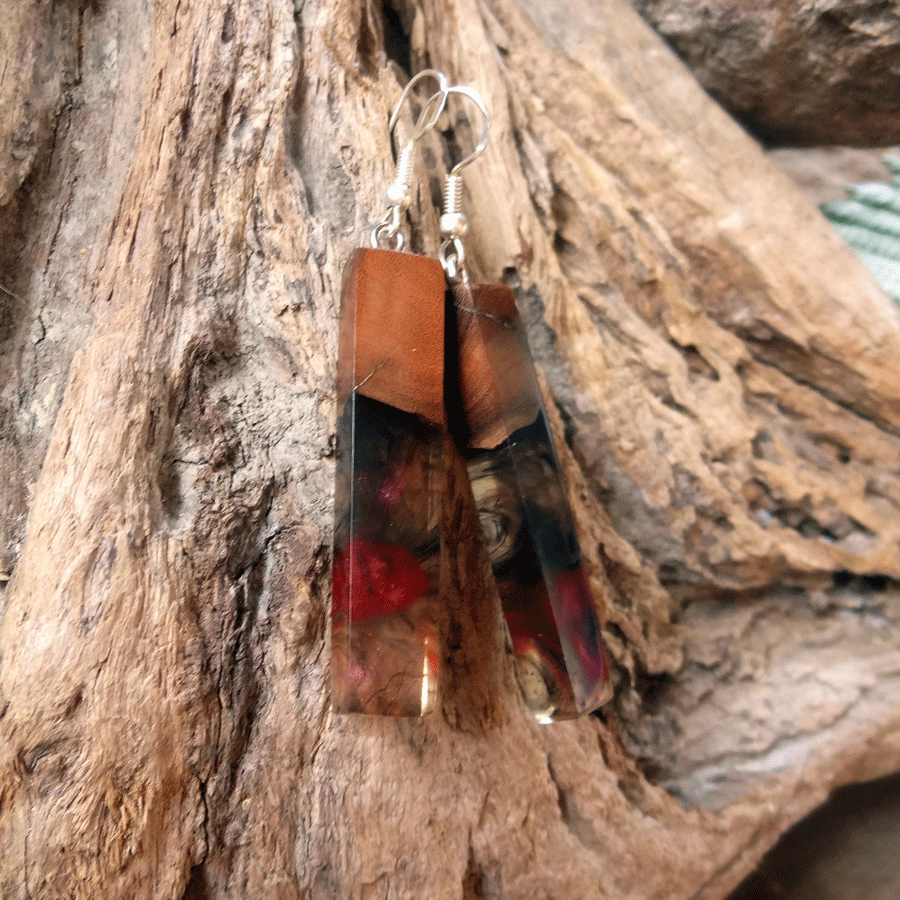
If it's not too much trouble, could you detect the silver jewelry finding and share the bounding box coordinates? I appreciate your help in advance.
[438,84,491,282]
[371,70,450,250]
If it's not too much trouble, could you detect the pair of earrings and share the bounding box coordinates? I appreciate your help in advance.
[331,71,611,722]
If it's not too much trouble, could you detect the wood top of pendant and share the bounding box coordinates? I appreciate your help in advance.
[453,282,542,450]
[340,247,446,427]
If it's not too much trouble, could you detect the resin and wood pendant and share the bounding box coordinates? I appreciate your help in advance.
[453,282,612,721]
[332,248,445,716]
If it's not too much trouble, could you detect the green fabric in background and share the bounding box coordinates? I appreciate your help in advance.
[822,155,900,303]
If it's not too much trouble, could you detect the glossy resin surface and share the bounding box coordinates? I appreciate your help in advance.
[332,249,445,716]
[454,282,611,720]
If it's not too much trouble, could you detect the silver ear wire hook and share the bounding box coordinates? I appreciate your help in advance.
[371,70,450,251]
[438,84,491,282]
[446,85,490,176]
[389,68,450,139]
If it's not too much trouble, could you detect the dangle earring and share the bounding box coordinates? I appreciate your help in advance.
[331,71,450,717]
[440,86,612,721]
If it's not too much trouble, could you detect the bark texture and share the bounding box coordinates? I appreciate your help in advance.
[633,0,900,146]
[1,1,899,899]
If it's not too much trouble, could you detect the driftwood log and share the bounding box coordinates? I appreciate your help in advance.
[632,0,900,146]
[1,1,899,898]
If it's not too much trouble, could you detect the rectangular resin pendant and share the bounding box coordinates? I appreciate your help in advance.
[332,248,446,716]
[453,282,612,721]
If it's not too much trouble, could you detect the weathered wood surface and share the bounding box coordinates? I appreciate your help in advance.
[0,1,898,898]
[632,0,900,146]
